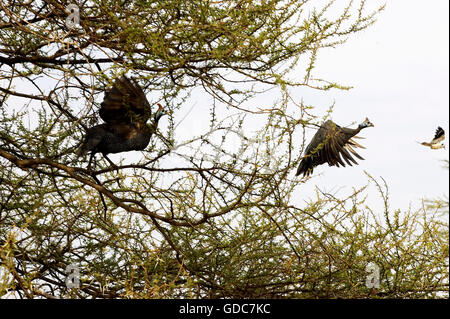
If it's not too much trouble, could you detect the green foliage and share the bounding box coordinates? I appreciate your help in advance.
[0,0,448,299]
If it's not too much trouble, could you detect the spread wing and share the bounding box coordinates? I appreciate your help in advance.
[296,121,366,176]
[320,124,360,168]
[99,76,151,124]
[430,126,445,144]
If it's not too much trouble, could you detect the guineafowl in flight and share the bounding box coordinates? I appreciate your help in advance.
[418,126,445,149]
[76,76,165,168]
[296,118,374,177]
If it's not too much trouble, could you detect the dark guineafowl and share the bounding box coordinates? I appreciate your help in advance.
[76,76,165,168]
[296,118,374,177]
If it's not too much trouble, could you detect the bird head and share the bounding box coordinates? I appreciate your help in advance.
[153,103,166,123]
[359,117,374,128]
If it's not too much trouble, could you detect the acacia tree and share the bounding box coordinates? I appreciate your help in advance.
[0,0,448,298]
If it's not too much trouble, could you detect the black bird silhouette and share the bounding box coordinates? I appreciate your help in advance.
[76,76,165,168]
[296,118,374,177]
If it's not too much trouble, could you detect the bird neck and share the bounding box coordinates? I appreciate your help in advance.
[356,124,368,134]
[154,112,164,123]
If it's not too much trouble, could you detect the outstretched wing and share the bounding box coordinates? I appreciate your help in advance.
[322,125,360,168]
[99,76,151,124]
[430,126,445,144]
[296,121,336,176]
[296,121,366,177]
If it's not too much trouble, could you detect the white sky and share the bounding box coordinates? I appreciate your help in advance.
[293,0,449,212]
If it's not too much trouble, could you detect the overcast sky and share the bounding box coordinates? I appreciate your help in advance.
[294,0,449,212]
